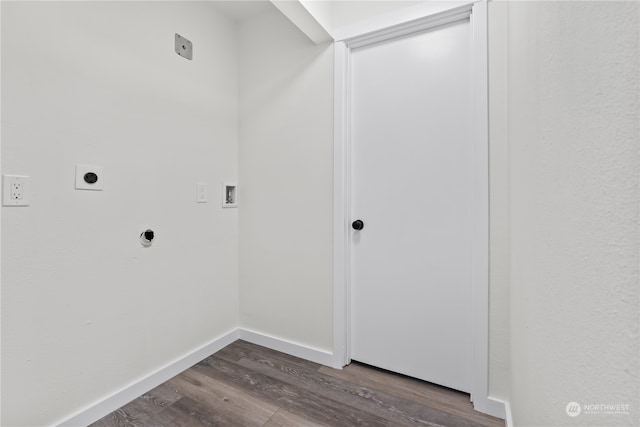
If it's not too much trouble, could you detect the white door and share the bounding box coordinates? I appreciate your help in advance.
[350,18,473,393]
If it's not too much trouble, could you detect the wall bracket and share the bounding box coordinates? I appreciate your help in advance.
[175,33,193,60]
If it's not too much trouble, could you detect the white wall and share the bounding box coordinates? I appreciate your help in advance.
[300,0,334,35]
[1,2,239,425]
[0,2,3,424]
[238,8,334,352]
[506,1,639,426]
[487,0,510,403]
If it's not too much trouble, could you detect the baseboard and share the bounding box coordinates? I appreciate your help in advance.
[55,329,239,427]
[504,399,514,427]
[237,329,507,423]
[53,328,337,427]
[473,395,507,420]
[238,327,339,368]
[54,328,500,427]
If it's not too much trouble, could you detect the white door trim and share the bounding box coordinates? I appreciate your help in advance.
[332,1,504,418]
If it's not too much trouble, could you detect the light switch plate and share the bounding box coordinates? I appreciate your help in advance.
[196,182,208,203]
[175,34,193,60]
[3,175,30,206]
[75,164,104,190]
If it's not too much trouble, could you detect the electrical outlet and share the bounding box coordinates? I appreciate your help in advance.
[11,180,23,200]
[3,175,30,206]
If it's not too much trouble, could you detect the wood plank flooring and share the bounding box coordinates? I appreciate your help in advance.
[91,340,504,427]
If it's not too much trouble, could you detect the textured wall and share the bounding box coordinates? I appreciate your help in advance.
[488,0,510,403]
[0,2,3,424]
[508,1,639,425]
[1,2,238,425]
[238,9,334,351]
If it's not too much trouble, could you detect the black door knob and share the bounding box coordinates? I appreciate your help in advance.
[352,220,364,230]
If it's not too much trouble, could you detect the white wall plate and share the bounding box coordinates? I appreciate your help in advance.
[222,181,237,208]
[75,164,104,190]
[3,175,30,206]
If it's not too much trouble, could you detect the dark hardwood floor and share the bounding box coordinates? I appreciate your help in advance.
[91,340,504,427]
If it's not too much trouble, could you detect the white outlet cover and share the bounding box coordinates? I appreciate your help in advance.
[3,175,30,206]
[75,164,104,190]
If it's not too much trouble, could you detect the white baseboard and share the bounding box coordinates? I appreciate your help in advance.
[53,328,337,427]
[55,329,239,427]
[504,399,514,427]
[473,395,507,420]
[238,327,339,368]
[53,328,500,427]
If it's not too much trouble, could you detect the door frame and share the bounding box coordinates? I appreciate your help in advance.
[332,1,503,418]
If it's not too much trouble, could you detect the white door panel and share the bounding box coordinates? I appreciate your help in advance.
[350,19,473,392]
